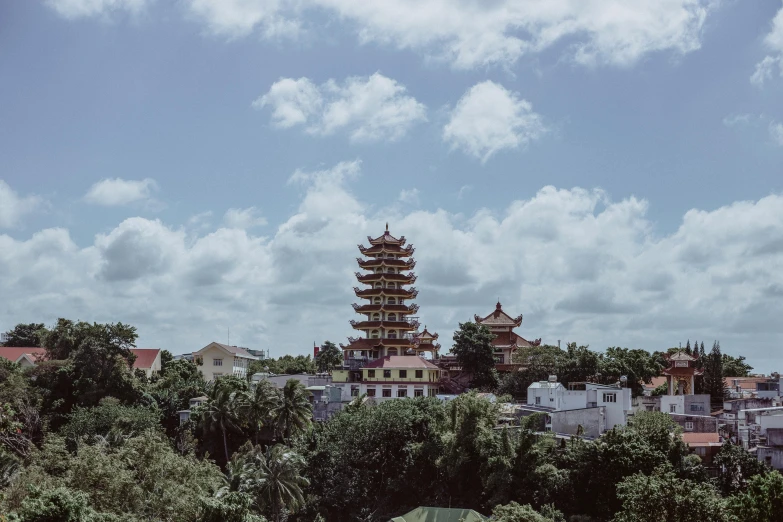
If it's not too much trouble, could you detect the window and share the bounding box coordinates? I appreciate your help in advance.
[670,404,677,413]
[414,389,424,397]
[382,389,392,398]
[366,388,376,397]
[603,393,616,403]
[383,370,392,378]
[373,297,382,304]
[387,283,396,289]
[375,283,383,288]
[372,313,381,321]
[213,373,223,379]
[415,370,423,378]
[535,396,541,405]
[397,388,407,397]
[367,370,375,378]
[213,359,223,366]
[388,348,398,355]
[388,331,398,339]
[695,447,706,456]
[388,297,396,304]
[690,404,705,412]
[351,388,359,397]
[399,370,407,378]
[387,313,397,321]
[685,421,694,431]
[387,267,395,273]
[371,330,380,338]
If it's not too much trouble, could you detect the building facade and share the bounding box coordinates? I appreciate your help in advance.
[474,302,540,371]
[193,342,257,380]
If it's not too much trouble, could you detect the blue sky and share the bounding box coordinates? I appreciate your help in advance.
[1,0,782,372]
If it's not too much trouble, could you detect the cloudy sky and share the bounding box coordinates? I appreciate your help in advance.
[1,0,782,372]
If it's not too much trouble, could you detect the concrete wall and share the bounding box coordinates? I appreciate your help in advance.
[684,395,711,414]
[768,428,783,446]
[756,446,783,471]
[661,395,685,414]
[724,398,776,412]
[550,407,606,438]
[759,414,783,435]
[527,384,565,410]
[669,413,717,433]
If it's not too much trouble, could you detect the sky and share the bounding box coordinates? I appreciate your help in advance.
[1,0,782,372]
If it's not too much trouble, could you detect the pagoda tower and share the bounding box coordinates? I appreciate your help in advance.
[341,225,439,365]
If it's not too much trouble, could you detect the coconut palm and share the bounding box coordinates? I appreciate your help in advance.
[272,380,312,441]
[245,381,281,444]
[202,382,246,463]
[255,444,309,522]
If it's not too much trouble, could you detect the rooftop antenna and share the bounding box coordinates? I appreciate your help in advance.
[227,327,230,346]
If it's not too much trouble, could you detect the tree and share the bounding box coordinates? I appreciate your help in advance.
[702,341,726,411]
[253,444,310,522]
[199,491,268,522]
[245,381,280,444]
[15,486,94,522]
[612,466,727,522]
[202,382,246,463]
[713,442,770,495]
[272,380,312,441]
[315,342,342,373]
[721,353,753,377]
[600,347,661,397]
[1,323,47,347]
[492,501,559,522]
[727,470,783,522]
[61,397,162,446]
[452,321,498,390]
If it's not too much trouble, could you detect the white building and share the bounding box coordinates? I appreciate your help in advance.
[527,379,633,432]
[192,342,258,380]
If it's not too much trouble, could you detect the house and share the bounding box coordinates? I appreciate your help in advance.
[682,432,722,465]
[755,428,783,470]
[334,355,440,401]
[192,342,258,381]
[177,395,208,424]
[527,378,633,435]
[724,375,778,399]
[390,507,486,522]
[0,347,46,367]
[130,348,162,378]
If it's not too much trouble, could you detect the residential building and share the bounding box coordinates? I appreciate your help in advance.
[0,347,46,367]
[340,225,439,365]
[192,342,257,380]
[527,378,633,434]
[334,355,440,401]
[177,395,207,424]
[130,348,162,378]
[474,301,540,371]
[682,433,722,465]
[724,375,779,399]
[755,428,783,471]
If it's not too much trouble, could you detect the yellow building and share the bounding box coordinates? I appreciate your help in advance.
[192,342,257,381]
[334,355,440,400]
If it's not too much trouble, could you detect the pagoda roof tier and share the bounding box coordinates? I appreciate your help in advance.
[352,303,419,315]
[355,272,417,285]
[367,225,407,246]
[341,337,416,350]
[350,319,420,331]
[358,244,415,257]
[357,258,416,270]
[492,332,539,350]
[415,328,439,341]
[663,367,705,377]
[475,301,523,328]
[354,287,418,299]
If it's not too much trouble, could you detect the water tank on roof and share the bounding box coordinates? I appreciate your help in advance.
[548,375,557,383]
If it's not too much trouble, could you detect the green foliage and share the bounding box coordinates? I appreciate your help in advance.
[721,353,753,377]
[315,341,342,373]
[16,486,92,522]
[703,341,727,411]
[713,442,770,495]
[254,355,316,376]
[149,358,206,436]
[198,380,248,464]
[1,323,47,348]
[491,501,559,522]
[601,347,661,397]
[199,491,268,522]
[452,322,498,390]
[61,398,162,445]
[726,470,783,522]
[612,466,727,522]
[272,380,312,441]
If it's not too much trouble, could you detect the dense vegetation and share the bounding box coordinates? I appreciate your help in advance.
[0,320,778,522]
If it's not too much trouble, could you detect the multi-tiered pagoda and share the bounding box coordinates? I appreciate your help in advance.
[341,225,439,365]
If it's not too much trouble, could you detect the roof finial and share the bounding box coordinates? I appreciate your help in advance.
[385,222,389,232]
[496,299,502,310]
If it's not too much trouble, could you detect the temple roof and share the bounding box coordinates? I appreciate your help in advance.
[666,351,698,361]
[354,287,418,299]
[341,337,415,350]
[492,331,535,349]
[355,272,417,284]
[475,302,523,327]
[367,224,407,246]
[358,243,414,257]
[357,257,416,269]
[416,328,439,341]
[352,303,419,314]
[350,319,419,330]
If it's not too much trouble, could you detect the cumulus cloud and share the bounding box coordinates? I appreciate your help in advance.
[398,188,420,205]
[751,3,783,87]
[443,81,545,162]
[47,0,148,19]
[49,0,712,69]
[254,73,427,143]
[0,181,43,229]
[223,207,268,229]
[1,166,782,370]
[84,178,158,207]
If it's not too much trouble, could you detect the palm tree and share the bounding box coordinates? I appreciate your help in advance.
[245,381,281,444]
[254,444,309,522]
[202,382,246,463]
[272,380,312,441]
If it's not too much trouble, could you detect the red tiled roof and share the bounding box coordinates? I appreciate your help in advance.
[723,376,771,390]
[475,302,523,327]
[130,348,160,369]
[363,356,439,370]
[0,347,46,363]
[682,432,720,444]
[643,376,668,390]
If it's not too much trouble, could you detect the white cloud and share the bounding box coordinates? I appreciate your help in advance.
[185,0,300,39]
[223,207,268,229]
[722,114,753,128]
[443,81,545,162]
[0,181,42,229]
[47,0,149,19]
[751,3,783,86]
[398,188,420,205]
[255,73,427,143]
[3,161,783,371]
[770,122,783,146]
[84,178,158,207]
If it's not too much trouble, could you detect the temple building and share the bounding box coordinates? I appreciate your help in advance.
[340,225,440,365]
[662,351,703,396]
[475,301,540,371]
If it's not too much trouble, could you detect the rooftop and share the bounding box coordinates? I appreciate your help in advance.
[0,347,47,363]
[130,348,160,369]
[682,432,720,445]
[474,301,523,327]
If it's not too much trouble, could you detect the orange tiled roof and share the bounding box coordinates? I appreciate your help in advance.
[130,348,160,369]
